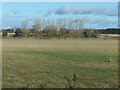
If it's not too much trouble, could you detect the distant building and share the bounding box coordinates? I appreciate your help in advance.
[0,33,2,37]
[0,33,15,37]
[100,34,119,37]
[7,33,15,37]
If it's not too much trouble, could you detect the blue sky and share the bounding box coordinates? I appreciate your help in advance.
[2,2,118,29]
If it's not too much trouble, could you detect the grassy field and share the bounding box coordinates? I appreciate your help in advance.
[2,39,118,88]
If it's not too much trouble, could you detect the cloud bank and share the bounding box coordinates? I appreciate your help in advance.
[55,4,118,16]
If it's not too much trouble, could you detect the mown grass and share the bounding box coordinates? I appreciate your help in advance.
[2,39,118,88]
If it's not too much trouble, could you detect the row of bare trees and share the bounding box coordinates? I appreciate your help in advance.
[2,18,100,38]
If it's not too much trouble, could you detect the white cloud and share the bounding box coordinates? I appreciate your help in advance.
[55,4,118,16]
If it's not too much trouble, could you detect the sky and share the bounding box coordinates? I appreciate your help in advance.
[2,2,118,29]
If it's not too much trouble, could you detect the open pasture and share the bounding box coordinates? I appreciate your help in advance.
[2,39,118,88]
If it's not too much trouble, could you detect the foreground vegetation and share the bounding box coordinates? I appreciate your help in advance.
[2,39,118,88]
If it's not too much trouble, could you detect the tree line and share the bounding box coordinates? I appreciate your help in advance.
[1,18,100,38]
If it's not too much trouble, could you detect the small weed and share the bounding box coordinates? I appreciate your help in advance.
[64,74,78,88]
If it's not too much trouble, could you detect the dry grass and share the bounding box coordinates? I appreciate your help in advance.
[2,39,118,88]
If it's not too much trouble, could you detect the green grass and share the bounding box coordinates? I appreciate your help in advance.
[2,39,118,88]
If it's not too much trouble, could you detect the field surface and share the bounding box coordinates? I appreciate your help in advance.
[2,39,118,88]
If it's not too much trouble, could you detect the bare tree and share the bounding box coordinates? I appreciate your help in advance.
[56,18,64,37]
[78,20,84,30]
[32,18,42,37]
[33,18,42,31]
[62,18,67,37]
[78,19,85,37]
[57,18,63,31]
[68,18,74,37]
[21,20,30,37]
[46,18,51,26]
[61,18,67,29]
[41,18,46,30]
